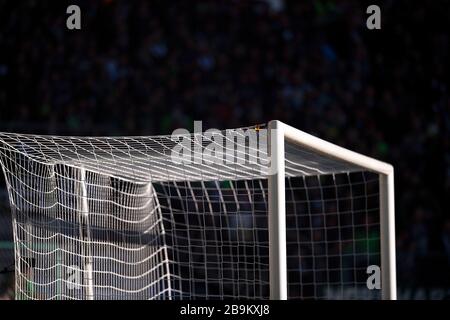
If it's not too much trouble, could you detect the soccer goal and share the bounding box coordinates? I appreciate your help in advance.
[0,120,396,300]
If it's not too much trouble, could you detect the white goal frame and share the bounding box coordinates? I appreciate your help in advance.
[0,120,396,300]
[267,120,396,300]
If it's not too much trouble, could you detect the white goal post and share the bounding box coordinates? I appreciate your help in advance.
[267,120,396,300]
[0,120,396,300]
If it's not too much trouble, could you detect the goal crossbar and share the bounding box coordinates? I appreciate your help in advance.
[267,120,396,300]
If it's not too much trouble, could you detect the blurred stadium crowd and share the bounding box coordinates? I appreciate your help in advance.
[0,0,449,298]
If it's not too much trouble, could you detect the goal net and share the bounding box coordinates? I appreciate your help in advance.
[0,121,396,300]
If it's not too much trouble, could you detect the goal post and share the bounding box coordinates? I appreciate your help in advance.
[0,120,397,300]
[267,121,287,300]
[267,120,396,300]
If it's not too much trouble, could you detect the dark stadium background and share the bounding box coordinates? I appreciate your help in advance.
[0,0,448,299]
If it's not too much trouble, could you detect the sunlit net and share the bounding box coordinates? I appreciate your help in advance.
[0,128,381,300]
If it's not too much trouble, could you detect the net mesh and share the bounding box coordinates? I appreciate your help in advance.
[0,127,381,300]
